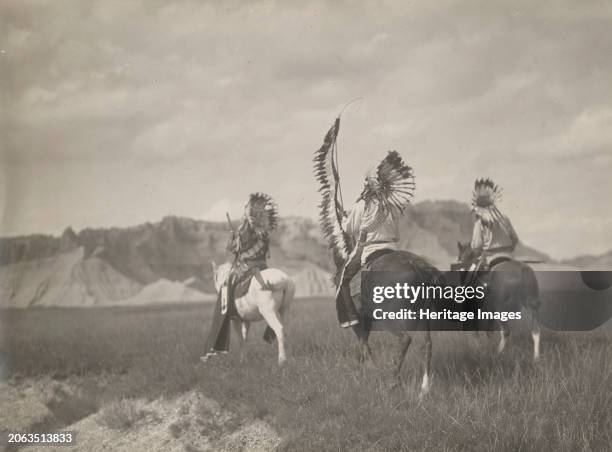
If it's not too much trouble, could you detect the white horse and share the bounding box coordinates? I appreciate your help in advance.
[209,262,295,366]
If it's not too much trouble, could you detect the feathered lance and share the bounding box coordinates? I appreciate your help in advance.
[313,116,352,271]
[225,212,235,232]
[332,97,363,211]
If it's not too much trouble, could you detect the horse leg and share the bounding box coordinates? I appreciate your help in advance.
[241,321,250,341]
[486,320,495,337]
[231,319,246,363]
[530,308,541,362]
[392,332,412,383]
[278,290,290,335]
[260,307,287,366]
[419,324,432,399]
[351,324,373,365]
[497,321,509,354]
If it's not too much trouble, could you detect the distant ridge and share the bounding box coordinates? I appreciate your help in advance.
[561,250,612,270]
[0,200,565,308]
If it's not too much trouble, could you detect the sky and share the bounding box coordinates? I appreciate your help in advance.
[1,0,612,260]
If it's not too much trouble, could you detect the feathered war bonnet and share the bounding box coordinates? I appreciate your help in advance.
[471,178,503,225]
[244,192,278,235]
[359,151,415,214]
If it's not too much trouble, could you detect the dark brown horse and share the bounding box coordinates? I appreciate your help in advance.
[457,242,541,360]
[314,118,443,396]
[346,250,441,397]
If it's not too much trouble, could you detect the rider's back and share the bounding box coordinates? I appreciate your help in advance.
[344,200,400,263]
[472,215,518,252]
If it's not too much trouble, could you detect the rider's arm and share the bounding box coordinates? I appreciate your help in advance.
[342,201,364,236]
[226,231,239,254]
[239,235,266,260]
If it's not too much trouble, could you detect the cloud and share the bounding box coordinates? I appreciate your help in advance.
[2,0,612,258]
[521,108,612,159]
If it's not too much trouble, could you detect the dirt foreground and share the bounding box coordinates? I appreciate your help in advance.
[1,380,281,452]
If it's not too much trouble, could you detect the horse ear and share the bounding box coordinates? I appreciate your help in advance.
[211,261,217,273]
[457,241,463,252]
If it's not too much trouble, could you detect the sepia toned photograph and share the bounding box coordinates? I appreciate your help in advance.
[1,1,611,451]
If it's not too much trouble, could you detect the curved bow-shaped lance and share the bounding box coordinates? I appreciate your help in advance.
[313,117,352,269]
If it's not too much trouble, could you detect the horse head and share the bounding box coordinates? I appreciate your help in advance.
[457,241,479,267]
[211,261,232,292]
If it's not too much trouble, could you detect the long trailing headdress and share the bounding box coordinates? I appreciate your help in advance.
[360,150,415,214]
[313,117,352,269]
[244,192,278,235]
[471,178,503,225]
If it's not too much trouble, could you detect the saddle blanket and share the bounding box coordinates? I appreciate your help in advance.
[233,276,253,300]
[348,249,395,298]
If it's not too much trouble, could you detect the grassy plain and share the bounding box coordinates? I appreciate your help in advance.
[1,298,611,451]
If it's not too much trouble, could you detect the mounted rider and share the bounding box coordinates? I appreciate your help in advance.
[203,192,278,359]
[336,151,415,328]
[469,178,518,273]
[226,192,278,293]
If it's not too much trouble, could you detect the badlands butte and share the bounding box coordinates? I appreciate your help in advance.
[1,200,608,309]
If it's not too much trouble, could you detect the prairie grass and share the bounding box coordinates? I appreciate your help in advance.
[97,398,148,430]
[1,299,611,451]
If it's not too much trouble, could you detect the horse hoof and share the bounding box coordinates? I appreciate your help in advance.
[419,374,431,399]
[418,386,430,400]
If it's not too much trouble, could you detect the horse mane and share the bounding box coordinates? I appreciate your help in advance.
[213,262,232,290]
[457,242,479,266]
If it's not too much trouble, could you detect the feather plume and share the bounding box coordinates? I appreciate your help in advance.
[364,151,415,213]
[245,192,278,234]
[471,178,503,225]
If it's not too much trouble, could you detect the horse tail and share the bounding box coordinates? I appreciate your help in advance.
[279,276,296,314]
[522,264,540,310]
